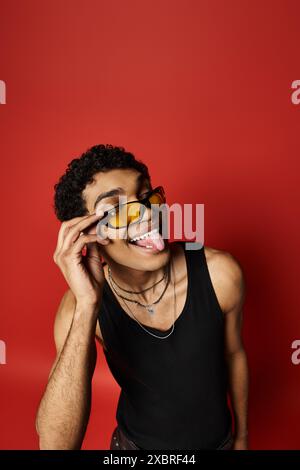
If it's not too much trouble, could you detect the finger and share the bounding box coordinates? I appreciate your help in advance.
[82,211,109,245]
[86,240,102,258]
[83,213,104,236]
[62,212,104,251]
[70,233,100,257]
[85,242,104,282]
[56,214,91,253]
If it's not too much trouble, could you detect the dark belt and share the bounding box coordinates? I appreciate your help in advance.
[110,426,140,450]
[110,425,234,450]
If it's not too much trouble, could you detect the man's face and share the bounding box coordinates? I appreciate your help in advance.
[82,168,170,271]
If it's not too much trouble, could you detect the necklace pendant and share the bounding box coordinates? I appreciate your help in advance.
[147,305,155,315]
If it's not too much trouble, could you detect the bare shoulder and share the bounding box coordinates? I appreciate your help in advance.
[203,245,246,314]
[54,289,104,349]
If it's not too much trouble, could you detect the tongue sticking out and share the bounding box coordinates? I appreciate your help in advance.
[134,232,165,252]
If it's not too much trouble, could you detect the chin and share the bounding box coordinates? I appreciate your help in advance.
[103,238,171,271]
[127,239,171,270]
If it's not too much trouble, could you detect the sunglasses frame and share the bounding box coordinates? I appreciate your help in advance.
[97,185,166,229]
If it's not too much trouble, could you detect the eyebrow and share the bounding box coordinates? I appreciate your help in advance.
[93,174,150,210]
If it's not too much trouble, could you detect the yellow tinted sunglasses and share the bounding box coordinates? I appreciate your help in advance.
[98,186,166,229]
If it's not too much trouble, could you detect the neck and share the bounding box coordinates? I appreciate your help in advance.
[109,262,167,293]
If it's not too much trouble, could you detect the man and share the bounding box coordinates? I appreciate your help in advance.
[35,144,249,450]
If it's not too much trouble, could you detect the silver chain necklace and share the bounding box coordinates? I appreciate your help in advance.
[108,265,167,294]
[108,262,170,315]
[116,256,177,340]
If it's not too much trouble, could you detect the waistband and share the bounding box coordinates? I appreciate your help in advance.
[109,425,234,450]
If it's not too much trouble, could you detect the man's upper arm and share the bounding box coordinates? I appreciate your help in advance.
[208,248,246,356]
[221,252,246,356]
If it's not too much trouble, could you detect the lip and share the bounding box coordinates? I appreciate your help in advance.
[127,239,167,254]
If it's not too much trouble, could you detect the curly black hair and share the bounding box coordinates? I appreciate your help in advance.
[53,144,150,221]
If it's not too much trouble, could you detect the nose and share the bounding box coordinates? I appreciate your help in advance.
[128,205,159,238]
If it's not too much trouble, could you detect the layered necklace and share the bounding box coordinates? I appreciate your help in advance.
[107,256,177,340]
[108,261,170,315]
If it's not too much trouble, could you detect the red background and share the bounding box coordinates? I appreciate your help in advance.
[0,0,299,449]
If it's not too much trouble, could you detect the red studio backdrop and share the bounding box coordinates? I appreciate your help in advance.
[0,0,300,450]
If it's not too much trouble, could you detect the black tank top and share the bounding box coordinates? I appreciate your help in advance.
[98,241,232,449]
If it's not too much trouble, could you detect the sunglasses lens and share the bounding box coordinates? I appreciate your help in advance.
[109,202,144,228]
[127,202,144,224]
[149,191,165,205]
[108,210,124,228]
[108,188,165,228]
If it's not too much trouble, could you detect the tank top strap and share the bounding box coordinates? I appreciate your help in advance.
[178,240,224,324]
[177,240,205,279]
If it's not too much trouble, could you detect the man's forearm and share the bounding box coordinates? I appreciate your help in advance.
[225,348,249,439]
[36,304,98,450]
